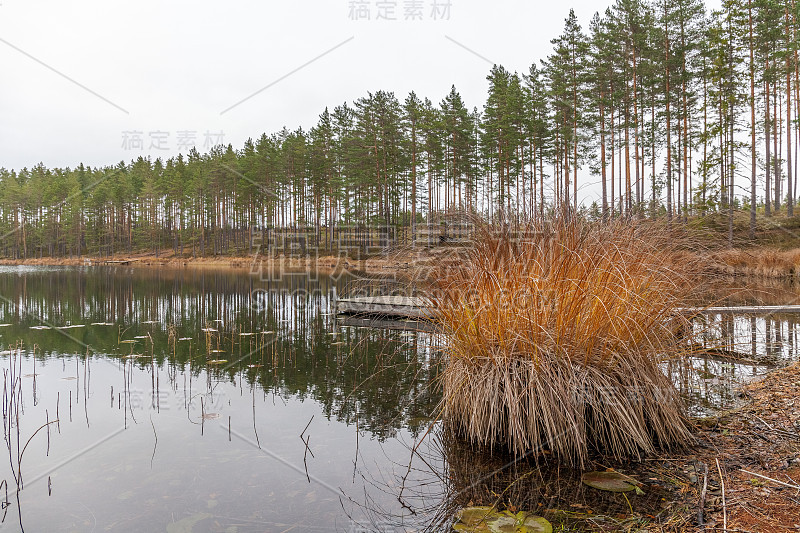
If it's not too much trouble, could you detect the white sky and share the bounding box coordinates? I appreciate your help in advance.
[0,0,720,204]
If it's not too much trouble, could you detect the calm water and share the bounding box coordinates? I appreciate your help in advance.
[685,282,800,415]
[0,266,440,532]
[0,266,797,532]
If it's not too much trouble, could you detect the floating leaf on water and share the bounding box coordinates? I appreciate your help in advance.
[454,506,496,531]
[486,512,518,533]
[207,359,228,365]
[516,513,552,533]
[453,508,552,533]
[454,523,490,533]
[581,471,641,493]
[202,413,221,420]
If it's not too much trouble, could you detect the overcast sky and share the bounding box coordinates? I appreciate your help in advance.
[0,0,720,204]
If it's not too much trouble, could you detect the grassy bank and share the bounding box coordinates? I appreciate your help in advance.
[7,212,800,281]
[685,211,800,279]
[0,250,413,274]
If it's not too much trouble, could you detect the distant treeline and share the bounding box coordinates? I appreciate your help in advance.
[1,0,798,258]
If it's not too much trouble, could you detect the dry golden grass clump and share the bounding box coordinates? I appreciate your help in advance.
[428,213,700,467]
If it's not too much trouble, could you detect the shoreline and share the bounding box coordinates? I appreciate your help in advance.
[5,247,800,280]
[667,361,800,531]
[0,251,418,274]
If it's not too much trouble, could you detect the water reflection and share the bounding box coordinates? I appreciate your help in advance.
[1,267,800,531]
[686,310,800,415]
[0,266,438,532]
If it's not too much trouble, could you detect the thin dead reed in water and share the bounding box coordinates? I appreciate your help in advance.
[428,212,701,467]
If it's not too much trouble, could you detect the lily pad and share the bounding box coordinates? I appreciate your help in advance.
[453,508,551,533]
[454,506,496,531]
[517,513,552,533]
[487,512,518,533]
[582,471,642,493]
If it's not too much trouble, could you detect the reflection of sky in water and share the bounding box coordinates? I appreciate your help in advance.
[685,312,800,416]
[1,267,799,530]
[0,267,436,532]
[11,359,426,532]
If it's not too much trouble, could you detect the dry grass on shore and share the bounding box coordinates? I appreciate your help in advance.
[428,214,704,467]
[708,247,800,279]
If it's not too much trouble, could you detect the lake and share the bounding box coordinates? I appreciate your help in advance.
[0,266,797,532]
[0,266,442,532]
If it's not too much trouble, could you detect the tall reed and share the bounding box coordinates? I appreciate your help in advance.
[427,212,700,466]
